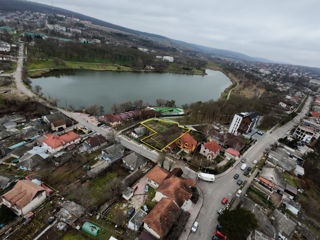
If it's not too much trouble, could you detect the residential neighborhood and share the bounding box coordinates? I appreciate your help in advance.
[1,3,320,240]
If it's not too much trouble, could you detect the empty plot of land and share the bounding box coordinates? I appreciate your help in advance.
[140,119,189,151]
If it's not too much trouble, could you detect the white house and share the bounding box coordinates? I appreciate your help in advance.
[1,180,46,215]
[199,141,221,161]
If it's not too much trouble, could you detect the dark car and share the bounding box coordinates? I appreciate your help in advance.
[127,207,135,218]
[233,173,239,179]
[243,170,249,176]
[237,179,243,185]
[241,158,246,163]
[247,167,252,172]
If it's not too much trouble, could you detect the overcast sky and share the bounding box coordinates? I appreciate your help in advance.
[31,0,320,67]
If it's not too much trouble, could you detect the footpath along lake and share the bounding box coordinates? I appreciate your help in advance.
[31,69,231,112]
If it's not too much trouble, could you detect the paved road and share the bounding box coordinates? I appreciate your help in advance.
[189,96,311,240]
[13,43,111,138]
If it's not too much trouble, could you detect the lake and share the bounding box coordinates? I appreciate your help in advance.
[31,69,231,113]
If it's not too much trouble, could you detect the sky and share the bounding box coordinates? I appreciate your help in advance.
[31,0,320,67]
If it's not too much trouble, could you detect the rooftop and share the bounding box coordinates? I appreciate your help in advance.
[144,198,180,238]
[146,166,169,185]
[225,148,240,157]
[156,176,194,206]
[2,180,45,209]
[179,133,197,146]
[203,141,221,154]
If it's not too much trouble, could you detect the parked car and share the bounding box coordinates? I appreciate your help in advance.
[247,167,252,172]
[236,189,242,197]
[243,170,249,176]
[237,179,243,185]
[221,197,228,204]
[257,130,264,135]
[253,160,258,165]
[127,207,135,218]
[241,158,246,163]
[191,221,199,232]
[240,163,247,170]
[217,209,223,215]
[144,184,149,193]
[233,173,239,179]
[216,224,222,231]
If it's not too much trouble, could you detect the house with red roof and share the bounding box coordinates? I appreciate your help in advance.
[225,148,240,160]
[154,176,195,211]
[143,198,181,239]
[41,131,80,153]
[41,134,64,153]
[176,133,197,153]
[146,165,169,189]
[200,140,221,161]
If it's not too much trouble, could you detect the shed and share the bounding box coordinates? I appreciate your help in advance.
[294,165,305,176]
[285,183,297,196]
[128,209,147,231]
[122,187,134,201]
[82,221,101,237]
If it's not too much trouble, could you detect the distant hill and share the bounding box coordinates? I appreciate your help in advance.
[0,0,272,63]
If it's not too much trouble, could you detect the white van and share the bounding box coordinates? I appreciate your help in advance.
[198,173,215,182]
[240,163,247,171]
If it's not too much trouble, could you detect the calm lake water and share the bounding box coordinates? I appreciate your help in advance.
[31,69,231,113]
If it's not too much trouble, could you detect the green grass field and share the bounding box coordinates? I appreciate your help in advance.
[26,58,133,77]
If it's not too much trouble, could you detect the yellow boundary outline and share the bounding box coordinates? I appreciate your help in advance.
[140,118,191,152]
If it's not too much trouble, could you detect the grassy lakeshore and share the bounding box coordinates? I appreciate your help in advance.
[26,59,206,77]
[26,59,133,77]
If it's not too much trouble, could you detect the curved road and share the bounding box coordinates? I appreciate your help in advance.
[189,96,311,240]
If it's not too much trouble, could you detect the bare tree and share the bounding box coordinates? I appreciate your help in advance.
[98,105,104,116]
[133,99,143,109]
[85,104,99,115]
[111,103,120,113]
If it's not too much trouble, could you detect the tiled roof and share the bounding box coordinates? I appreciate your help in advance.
[180,133,197,146]
[144,198,180,238]
[86,135,107,148]
[225,148,240,157]
[59,131,80,144]
[42,132,80,149]
[203,141,221,154]
[258,176,275,189]
[2,180,45,209]
[146,166,169,185]
[42,134,63,149]
[156,176,194,206]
